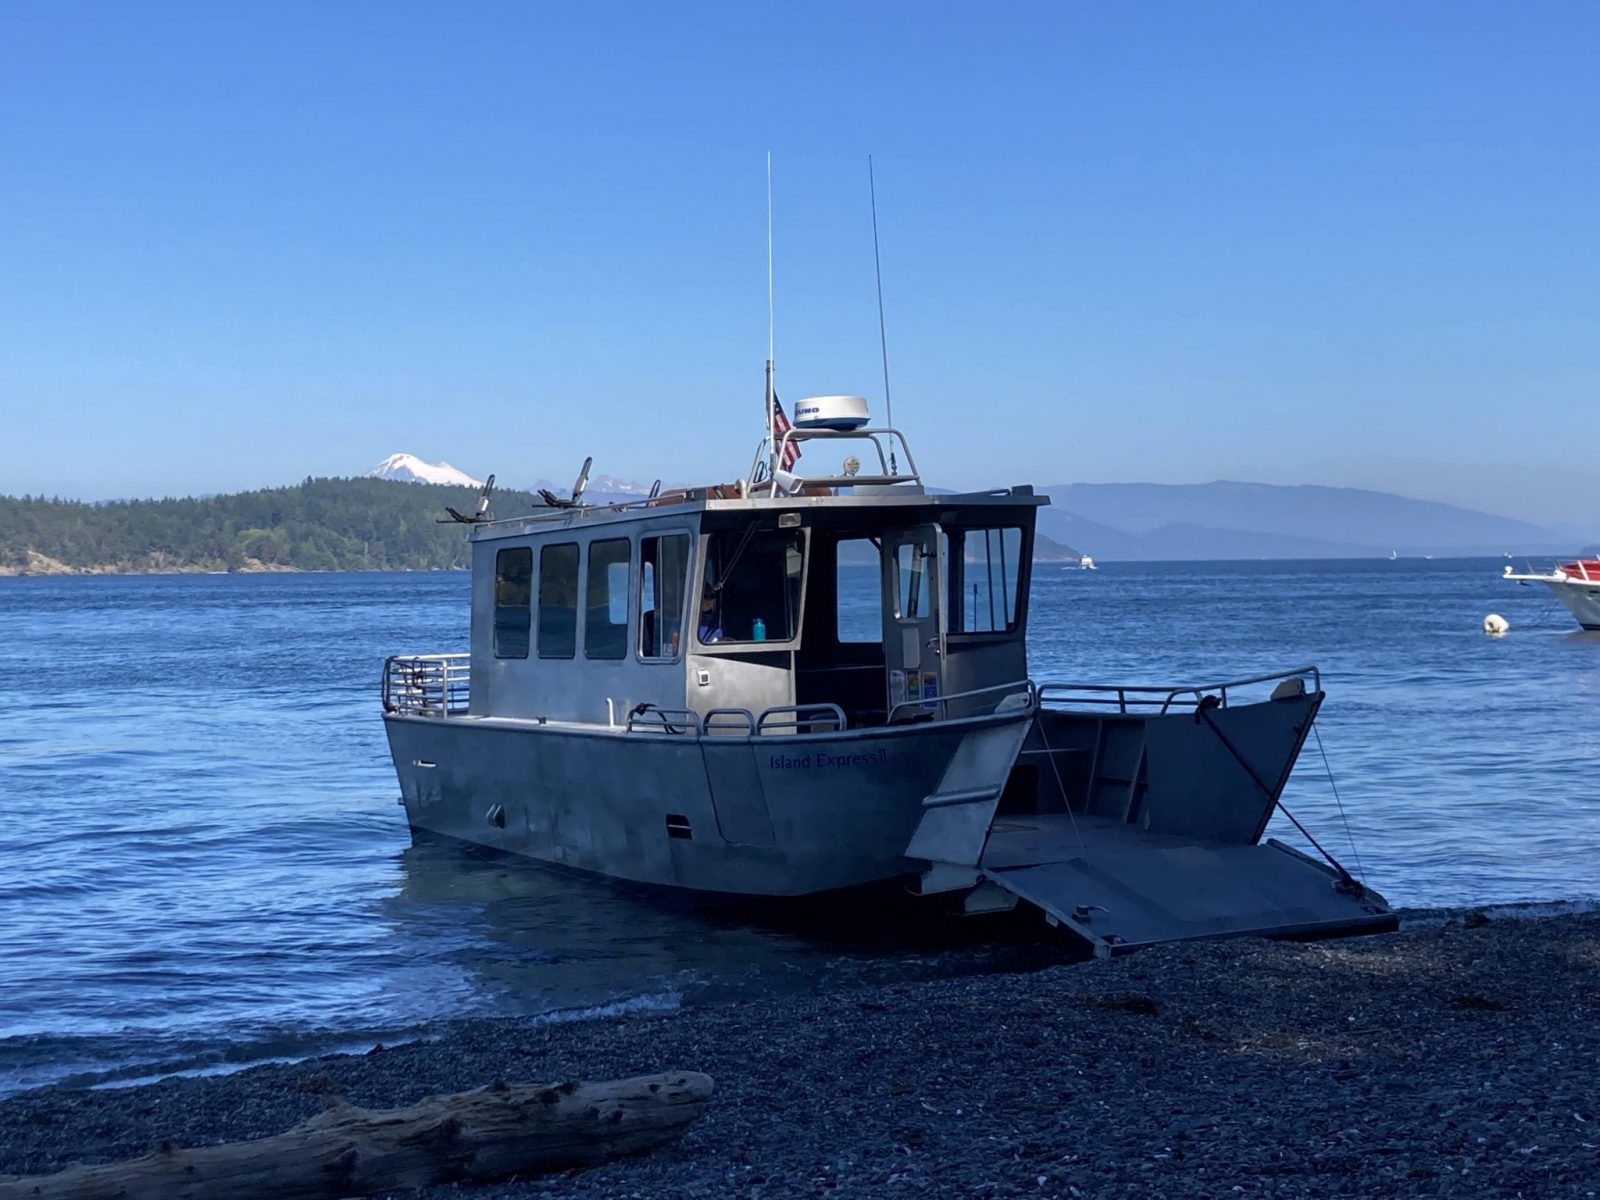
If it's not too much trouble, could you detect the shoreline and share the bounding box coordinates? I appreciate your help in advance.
[3,910,1597,1197]
[0,554,1557,577]
[0,557,465,577]
[0,550,305,576]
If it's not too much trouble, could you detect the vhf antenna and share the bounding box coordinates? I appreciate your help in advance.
[868,155,897,473]
[766,151,777,485]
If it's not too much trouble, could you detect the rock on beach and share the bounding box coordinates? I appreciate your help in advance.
[1,911,1597,1198]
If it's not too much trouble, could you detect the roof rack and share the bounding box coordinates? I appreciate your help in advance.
[745,426,922,496]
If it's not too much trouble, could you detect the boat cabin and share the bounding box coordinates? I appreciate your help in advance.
[464,425,1045,732]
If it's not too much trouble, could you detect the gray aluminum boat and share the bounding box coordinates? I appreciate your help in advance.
[382,400,1393,955]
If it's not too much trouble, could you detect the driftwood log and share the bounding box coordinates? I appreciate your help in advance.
[0,1071,713,1200]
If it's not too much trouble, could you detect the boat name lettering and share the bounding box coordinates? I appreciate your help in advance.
[768,748,890,771]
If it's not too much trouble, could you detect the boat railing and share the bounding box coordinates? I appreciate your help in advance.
[886,678,1036,725]
[757,704,847,734]
[744,426,923,494]
[703,708,757,736]
[1506,559,1600,583]
[383,653,470,716]
[1036,666,1320,716]
[624,706,703,736]
[702,704,848,736]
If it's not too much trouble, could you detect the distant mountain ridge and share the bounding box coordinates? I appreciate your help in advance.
[1038,481,1577,560]
[527,473,657,507]
[5,465,1577,573]
[367,451,657,508]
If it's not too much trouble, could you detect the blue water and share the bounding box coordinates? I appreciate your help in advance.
[1,562,1596,1095]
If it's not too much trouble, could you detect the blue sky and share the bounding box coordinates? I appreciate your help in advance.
[1,2,1597,528]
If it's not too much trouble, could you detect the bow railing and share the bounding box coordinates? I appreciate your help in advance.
[1036,666,1320,716]
[383,654,470,716]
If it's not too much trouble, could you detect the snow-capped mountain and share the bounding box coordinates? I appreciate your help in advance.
[367,454,482,488]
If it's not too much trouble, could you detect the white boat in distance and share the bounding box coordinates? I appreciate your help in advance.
[1078,553,1096,570]
[1504,558,1600,630]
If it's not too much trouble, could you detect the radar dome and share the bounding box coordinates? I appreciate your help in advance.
[792,395,869,431]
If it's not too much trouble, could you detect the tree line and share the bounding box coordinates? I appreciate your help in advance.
[1,477,1087,574]
[0,478,526,573]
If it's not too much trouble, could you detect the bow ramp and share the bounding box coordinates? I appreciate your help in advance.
[977,817,1393,956]
[905,681,1396,957]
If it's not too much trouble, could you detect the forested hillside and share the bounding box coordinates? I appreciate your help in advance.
[0,478,517,573]
[1,477,1087,574]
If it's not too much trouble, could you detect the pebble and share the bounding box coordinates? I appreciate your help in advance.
[0,913,1597,1197]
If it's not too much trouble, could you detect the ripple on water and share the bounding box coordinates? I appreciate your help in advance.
[0,563,1596,1095]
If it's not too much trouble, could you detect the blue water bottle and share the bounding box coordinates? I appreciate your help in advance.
[752,617,767,641]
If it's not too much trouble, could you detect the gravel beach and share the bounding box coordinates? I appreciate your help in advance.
[2,911,1597,1198]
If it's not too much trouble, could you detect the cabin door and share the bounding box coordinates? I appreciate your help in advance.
[881,525,945,719]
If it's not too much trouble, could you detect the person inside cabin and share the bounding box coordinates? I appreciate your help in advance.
[698,590,723,643]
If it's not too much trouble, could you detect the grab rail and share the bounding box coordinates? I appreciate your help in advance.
[704,708,757,736]
[624,706,703,736]
[756,704,847,734]
[886,678,1036,725]
[704,704,847,736]
[383,654,470,716]
[1036,666,1321,716]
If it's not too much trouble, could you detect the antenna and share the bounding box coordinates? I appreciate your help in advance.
[766,151,777,482]
[868,155,897,473]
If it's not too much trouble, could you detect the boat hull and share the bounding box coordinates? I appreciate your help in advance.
[384,711,1033,897]
[1539,578,1600,630]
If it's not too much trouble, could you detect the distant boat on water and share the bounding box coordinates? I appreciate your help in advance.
[1504,558,1600,631]
[1077,553,1096,570]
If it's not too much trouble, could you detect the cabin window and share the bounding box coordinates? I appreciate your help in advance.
[640,533,691,660]
[585,539,631,660]
[835,537,882,642]
[894,542,931,620]
[493,546,532,658]
[699,527,804,644]
[537,543,579,658]
[951,527,1024,634]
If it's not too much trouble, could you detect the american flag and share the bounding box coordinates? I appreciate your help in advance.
[771,391,802,471]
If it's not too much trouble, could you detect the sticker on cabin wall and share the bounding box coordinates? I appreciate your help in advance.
[890,671,907,708]
[906,672,922,701]
[922,674,939,701]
